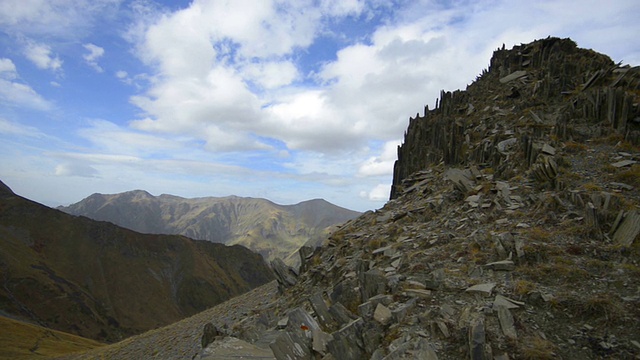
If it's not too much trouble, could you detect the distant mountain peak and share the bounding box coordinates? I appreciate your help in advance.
[58,191,361,263]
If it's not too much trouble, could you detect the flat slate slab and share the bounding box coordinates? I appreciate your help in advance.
[198,337,275,359]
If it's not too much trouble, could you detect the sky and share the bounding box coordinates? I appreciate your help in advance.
[0,0,639,212]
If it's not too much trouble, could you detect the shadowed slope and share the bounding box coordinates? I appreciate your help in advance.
[0,183,274,344]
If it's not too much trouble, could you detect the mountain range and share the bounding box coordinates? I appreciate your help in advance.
[0,181,273,344]
[58,191,361,264]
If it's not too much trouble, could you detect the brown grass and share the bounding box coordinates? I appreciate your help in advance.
[613,164,640,187]
[563,141,587,153]
[519,336,557,360]
[0,316,104,360]
[514,280,536,296]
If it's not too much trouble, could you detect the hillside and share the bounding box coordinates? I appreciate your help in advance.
[0,316,103,360]
[38,37,640,360]
[0,181,274,345]
[58,192,360,264]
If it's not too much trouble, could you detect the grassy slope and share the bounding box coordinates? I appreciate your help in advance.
[0,316,103,360]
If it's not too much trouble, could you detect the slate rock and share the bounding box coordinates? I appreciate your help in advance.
[373,303,393,325]
[329,302,357,327]
[271,331,312,360]
[271,258,298,289]
[465,283,496,295]
[362,268,388,301]
[326,318,365,360]
[312,328,333,355]
[496,305,517,340]
[201,322,221,349]
[485,260,515,271]
[330,279,361,313]
[612,210,640,246]
[309,292,335,330]
[499,70,527,83]
[469,317,486,360]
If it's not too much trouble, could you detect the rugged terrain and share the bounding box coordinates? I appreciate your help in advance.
[58,192,360,264]
[8,37,640,360]
[0,181,274,344]
[264,37,640,359]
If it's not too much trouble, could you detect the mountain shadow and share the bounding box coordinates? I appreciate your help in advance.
[0,180,274,343]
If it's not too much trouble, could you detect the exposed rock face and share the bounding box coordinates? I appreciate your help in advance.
[391,37,639,199]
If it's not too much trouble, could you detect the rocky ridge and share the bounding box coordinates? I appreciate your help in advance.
[232,38,640,360]
[59,37,640,360]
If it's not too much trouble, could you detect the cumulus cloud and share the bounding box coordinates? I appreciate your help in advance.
[358,140,401,177]
[117,0,640,202]
[82,43,105,72]
[360,183,390,201]
[24,41,63,71]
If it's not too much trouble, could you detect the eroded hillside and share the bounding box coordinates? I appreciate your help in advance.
[0,182,274,344]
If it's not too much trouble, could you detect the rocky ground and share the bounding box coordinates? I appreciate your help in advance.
[230,37,640,360]
[54,281,279,359]
[56,37,640,360]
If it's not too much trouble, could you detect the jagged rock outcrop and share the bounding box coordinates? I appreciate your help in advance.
[391,37,639,199]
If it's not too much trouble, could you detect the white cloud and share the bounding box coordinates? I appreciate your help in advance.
[55,162,98,177]
[83,43,105,72]
[78,119,185,157]
[243,61,299,89]
[0,0,122,38]
[0,58,17,76]
[24,41,63,71]
[0,117,46,137]
[360,183,390,201]
[0,58,52,110]
[358,140,401,177]
[120,0,640,203]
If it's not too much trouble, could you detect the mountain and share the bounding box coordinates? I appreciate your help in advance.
[0,180,274,344]
[58,37,640,360]
[58,192,361,264]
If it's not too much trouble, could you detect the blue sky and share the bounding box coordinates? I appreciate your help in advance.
[1,0,639,212]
